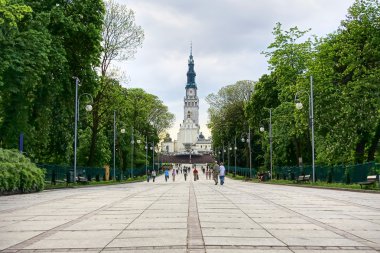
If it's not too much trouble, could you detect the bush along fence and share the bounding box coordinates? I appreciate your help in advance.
[38,164,164,184]
[0,149,45,194]
[230,161,379,184]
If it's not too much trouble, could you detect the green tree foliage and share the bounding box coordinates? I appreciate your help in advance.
[309,0,380,164]
[211,0,380,168]
[0,0,105,165]
[206,80,255,167]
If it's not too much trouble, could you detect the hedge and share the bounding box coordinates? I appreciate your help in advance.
[0,149,45,193]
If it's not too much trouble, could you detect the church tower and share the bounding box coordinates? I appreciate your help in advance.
[161,45,212,154]
[183,45,199,125]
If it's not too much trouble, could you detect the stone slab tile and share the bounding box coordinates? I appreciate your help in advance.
[206,249,292,253]
[260,223,325,230]
[281,237,366,247]
[204,237,285,246]
[0,220,67,232]
[127,222,187,229]
[107,237,187,248]
[118,228,187,238]
[200,222,261,229]
[0,231,42,250]
[202,228,272,237]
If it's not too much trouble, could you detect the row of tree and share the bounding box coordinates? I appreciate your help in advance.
[208,0,380,169]
[0,0,174,170]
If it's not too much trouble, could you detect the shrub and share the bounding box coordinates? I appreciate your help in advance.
[0,149,45,193]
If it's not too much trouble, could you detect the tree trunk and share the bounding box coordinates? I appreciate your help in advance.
[87,108,99,167]
[354,138,366,164]
[367,121,380,162]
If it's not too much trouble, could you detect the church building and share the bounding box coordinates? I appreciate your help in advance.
[161,48,212,155]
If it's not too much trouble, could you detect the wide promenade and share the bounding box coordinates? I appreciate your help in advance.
[0,172,379,253]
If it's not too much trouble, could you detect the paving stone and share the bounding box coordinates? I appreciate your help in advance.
[0,175,379,253]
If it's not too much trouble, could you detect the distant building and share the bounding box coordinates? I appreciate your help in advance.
[161,47,212,155]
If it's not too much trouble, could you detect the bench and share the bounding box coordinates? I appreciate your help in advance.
[76,176,89,184]
[358,175,377,189]
[296,175,311,183]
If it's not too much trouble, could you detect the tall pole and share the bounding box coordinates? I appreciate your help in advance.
[310,76,315,183]
[227,145,230,174]
[152,140,155,171]
[113,111,116,180]
[145,136,148,175]
[269,109,273,180]
[248,126,252,179]
[73,77,79,183]
[222,143,225,163]
[234,136,237,176]
[131,127,134,178]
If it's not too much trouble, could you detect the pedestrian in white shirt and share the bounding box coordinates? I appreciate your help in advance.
[219,162,226,185]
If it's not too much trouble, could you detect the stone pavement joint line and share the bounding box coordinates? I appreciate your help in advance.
[226,184,380,250]
[2,187,155,252]
[187,182,205,252]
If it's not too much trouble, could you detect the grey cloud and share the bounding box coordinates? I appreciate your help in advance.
[115,0,355,137]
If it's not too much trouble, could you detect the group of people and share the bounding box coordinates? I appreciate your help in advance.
[212,161,225,185]
[146,161,226,185]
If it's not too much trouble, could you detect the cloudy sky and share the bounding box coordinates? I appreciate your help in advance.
[115,0,355,139]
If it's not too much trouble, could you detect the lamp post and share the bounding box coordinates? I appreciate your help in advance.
[113,111,116,180]
[260,109,273,180]
[145,136,148,176]
[73,77,93,183]
[228,146,232,174]
[130,127,134,178]
[222,144,226,164]
[295,76,315,183]
[150,141,155,171]
[146,140,155,172]
[241,126,252,178]
[234,136,237,176]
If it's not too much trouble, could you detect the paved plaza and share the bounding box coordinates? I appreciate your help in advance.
[0,172,380,253]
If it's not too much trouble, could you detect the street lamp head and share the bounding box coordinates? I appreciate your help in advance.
[260,126,265,132]
[229,147,232,150]
[131,140,135,144]
[234,146,237,150]
[85,104,93,112]
[145,145,148,150]
[296,102,303,110]
[241,138,245,142]
[136,140,141,144]
[120,128,126,134]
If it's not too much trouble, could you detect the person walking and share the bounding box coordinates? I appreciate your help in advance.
[193,167,199,181]
[219,162,226,185]
[172,168,176,182]
[151,170,156,182]
[147,170,151,182]
[164,169,169,182]
[184,168,188,181]
[213,161,220,185]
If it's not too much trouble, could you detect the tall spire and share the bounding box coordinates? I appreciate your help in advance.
[186,43,196,89]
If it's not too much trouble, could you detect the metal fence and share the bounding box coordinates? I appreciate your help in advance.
[38,164,153,182]
[227,162,379,183]
[39,162,379,184]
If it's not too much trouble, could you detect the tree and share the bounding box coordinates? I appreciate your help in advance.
[101,0,144,76]
[85,0,144,166]
[207,80,255,167]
